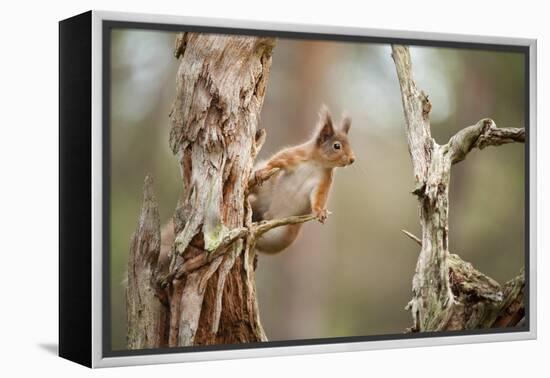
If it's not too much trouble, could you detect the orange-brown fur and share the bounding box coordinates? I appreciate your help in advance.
[250,105,355,254]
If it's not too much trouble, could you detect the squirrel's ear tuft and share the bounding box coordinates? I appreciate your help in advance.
[317,104,334,144]
[341,114,352,134]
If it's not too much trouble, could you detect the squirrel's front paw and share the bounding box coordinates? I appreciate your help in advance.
[314,208,328,224]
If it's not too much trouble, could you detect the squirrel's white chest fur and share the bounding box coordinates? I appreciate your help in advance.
[252,161,323,221]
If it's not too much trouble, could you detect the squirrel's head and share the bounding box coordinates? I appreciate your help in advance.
[314,105,355,168]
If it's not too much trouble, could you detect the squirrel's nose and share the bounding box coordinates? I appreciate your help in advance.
[349,156,355,165]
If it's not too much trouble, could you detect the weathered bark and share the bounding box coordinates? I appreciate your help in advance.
[126,33,322,349]
[167,33,278,346]
[125,33,275,348]
[392,45,525,332]
[127,175,168,349]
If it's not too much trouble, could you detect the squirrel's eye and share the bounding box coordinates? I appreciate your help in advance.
[333,142,341,150]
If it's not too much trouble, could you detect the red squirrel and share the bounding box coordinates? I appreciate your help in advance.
[249,105,355,254]
[158,106,354,264]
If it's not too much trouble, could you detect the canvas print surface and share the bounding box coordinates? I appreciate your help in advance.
[107,26,526,353]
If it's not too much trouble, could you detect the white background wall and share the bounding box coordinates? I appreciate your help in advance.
[0,0,546,376]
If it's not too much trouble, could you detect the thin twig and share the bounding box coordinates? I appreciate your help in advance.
[161,212,319,286]
[401,229,422,246]
[253,214,318,237]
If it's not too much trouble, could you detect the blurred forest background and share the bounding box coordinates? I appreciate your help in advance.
[109,29,525,350]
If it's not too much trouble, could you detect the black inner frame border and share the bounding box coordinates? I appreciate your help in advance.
[102,19,531,358]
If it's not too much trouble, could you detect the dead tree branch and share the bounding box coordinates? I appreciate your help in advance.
[392,45,525,332]
[448,118,525,164]
[161,213,317,285]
